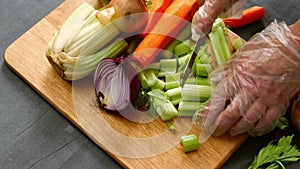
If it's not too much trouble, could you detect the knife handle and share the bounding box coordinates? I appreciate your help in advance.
[223,6,265,28]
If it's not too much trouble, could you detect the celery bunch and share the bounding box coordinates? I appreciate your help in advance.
[46,3,127,80]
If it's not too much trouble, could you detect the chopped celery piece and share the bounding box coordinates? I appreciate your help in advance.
[191,44,208,73]
[161,41,179,59]
[196,77,211,86]
[177,53,191,74]
[166,73,181,82]
[166,121,175,132]
[165,87,181,99]
[148,62,161,70]
[139,69,158,89]
[165,87,182,101]
[165,73,181,90]
[197,43,208,56]
[178,110,196,117]
[185,77,196,84]
[156,100,178,121]
[181,134,200,153]
[148,89,168,106]
[158,59,178,77]
[166,81,180,90]
[170,98,181,106]
[209,18,231,66]
[196,63,211,78]
[151,78,166,90]
[178,53,191,65]
[232,37,244,51]
[178,101,203,111]
[181,84,212,102]
[161,24,192,58]
[174,39,192,57]
[211,17,226,31]
[199,53,212,64]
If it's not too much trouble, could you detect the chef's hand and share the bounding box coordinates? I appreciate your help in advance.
[192,0,247,39]
[193,20,300,142]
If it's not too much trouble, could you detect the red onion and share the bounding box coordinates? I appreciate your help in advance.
[94,56,139,111]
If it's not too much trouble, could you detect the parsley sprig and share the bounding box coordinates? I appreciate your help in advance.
[248,135,300,169]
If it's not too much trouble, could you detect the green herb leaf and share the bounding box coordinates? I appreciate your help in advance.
[248,135,300,169]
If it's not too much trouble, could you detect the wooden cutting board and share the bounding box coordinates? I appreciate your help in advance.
[4,0,249,168]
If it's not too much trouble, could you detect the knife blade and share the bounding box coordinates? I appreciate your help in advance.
[181,34,207,87]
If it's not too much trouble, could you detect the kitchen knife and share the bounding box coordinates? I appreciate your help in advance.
[181,34,207,87]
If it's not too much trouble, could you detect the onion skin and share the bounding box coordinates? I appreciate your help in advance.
[291,92,300,133]
[96,0,148,33]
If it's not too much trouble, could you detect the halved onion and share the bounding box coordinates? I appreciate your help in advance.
[94,57,139,111]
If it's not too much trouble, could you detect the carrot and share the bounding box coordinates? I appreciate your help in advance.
[223,6,265,28]
[139,0,172,38]
[134,0,201,68]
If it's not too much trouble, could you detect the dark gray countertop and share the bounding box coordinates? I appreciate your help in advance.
[0,0,299,168]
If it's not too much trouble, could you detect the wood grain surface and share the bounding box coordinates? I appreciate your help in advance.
[4,0,248,168]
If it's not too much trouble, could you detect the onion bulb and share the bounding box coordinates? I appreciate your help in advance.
[94,57,139,111]
[95,0,148,33]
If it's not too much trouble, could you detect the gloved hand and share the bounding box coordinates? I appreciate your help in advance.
[192,0,247,40]
[193,20,300,143]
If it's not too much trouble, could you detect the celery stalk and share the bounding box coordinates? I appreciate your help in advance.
[209,18,231,65]
[46,2,123,80]
[51,3,95,53]
[51,39,128,80]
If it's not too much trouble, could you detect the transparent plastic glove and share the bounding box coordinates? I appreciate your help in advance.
[192,0,247,40]
[193,20,300,143]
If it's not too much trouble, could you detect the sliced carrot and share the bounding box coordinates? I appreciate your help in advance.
[223,6,265,28]
[134,0,201,68]
[151,0,172,13]
[139,0,172,38]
